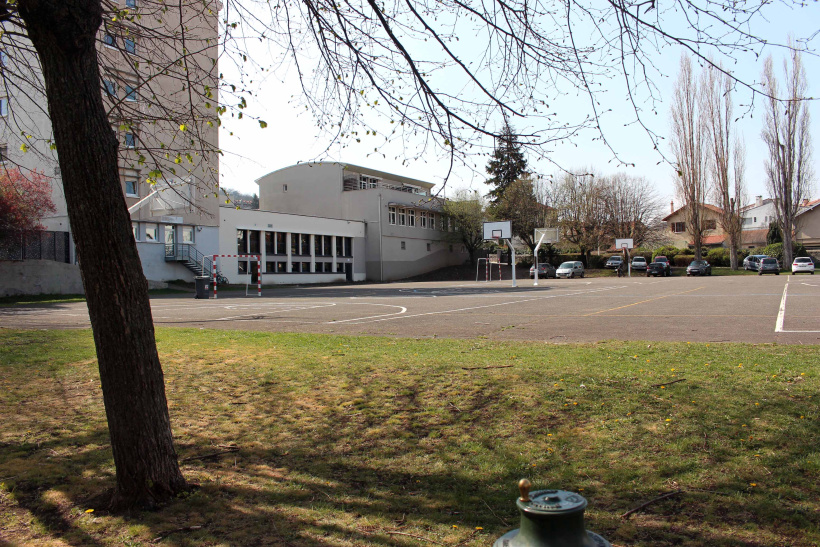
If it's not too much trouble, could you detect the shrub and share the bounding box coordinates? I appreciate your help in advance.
[653,245,681,261]
[674,255,692,267]
[706,248,730,267]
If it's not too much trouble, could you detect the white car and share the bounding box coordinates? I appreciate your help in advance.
[792,256,815,274]
[556,261,585,279]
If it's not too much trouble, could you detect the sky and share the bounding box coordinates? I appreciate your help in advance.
[216,1,820,210]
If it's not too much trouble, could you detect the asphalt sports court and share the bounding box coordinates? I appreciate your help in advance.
[2,274,819,344]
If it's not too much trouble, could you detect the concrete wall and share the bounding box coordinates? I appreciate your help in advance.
[257,163,344,218]
[0,260,84,296]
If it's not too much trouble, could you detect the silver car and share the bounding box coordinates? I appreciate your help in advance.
[631,256,647,271]
[556,261,585,279]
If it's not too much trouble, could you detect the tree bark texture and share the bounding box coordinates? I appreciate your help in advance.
[18,0,187,509]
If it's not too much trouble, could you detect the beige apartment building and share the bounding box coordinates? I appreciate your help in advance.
[0,0,221,286]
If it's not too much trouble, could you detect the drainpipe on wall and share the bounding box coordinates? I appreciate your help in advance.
[379,193,384,281]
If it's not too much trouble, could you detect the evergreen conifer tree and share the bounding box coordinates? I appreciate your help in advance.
[485,122,528,204]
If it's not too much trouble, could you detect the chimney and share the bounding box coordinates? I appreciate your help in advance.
[670,200,674,214]
[755,195,763,207]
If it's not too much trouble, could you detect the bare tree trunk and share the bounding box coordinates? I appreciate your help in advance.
[762,49,814,271]
[19,0,187,510]
[671,55,708,261]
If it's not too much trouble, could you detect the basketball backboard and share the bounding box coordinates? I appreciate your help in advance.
[483,221,512,241]
[615,238,634,250]
[534,227,560,244]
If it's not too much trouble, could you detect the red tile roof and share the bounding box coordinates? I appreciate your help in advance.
[741,229,768,246]
[663,203,724,222]
[689,234,726,246]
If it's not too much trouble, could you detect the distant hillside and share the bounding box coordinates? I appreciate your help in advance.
[222,187,259,210]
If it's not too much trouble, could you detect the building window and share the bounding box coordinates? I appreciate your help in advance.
[0,50,8,67]
[277,261,286,272]
[282,184,288,192]
[323,235,332,256]
[420,211,427,228]
[408,209,416,227]
[344,237,353,257]
[132,222,139,241]
[291,233,300,255]
[126,0,137,7]
[124,85,137,102]
[276,232,286,255]
[103,33,116,47]
[359,174,379,189]
[427,243,431,252]
[704,219,717,230]
[181,226,194,243]
[125,179,138,196]
[124,132,136,148]
[336,236,343,257]
[248,230,261,254]
[301,261,311,273]
[0,98,7,117]
[103,80,117,97]
[672,222,686,233]
[388,206,396,225]
[301,233,311,256]
[237,229,247,253]
[753,217,757,223]
[401,241,406,250]
[144,223,158,241]
[0,144,7,163]
[164,224,175,245]
[398,208,406,226]
[238,261,248,274]
[124,38,136,55]
[430,213,436,230]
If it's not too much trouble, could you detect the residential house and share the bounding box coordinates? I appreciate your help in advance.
[662,201,726,249]
[740,196,776,249]
[795,199,820,251]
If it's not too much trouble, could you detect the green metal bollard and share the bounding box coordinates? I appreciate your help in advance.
[494,479,611,547]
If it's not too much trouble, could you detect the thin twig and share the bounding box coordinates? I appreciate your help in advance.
[650,378,686,388]
[385,531,445,545]
[461,364,514,371]
[180,448,239,462]
[483,498,510,526]
[621,490,683,519]
[448,402,462,412]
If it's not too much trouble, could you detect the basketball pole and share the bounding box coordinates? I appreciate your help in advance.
[532,232,547,286]
[506,239,517,287]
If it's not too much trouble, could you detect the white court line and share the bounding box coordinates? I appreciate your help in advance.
[336,284,626,325]
[775,275,820,333]
[328,303,407,324]
[775,276,789,332]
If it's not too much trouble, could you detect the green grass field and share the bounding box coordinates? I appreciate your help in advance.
[1,329,818,546]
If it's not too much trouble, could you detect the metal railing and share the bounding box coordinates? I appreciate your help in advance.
[165,243,212,276]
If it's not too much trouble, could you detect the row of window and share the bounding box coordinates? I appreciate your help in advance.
[132,222,195,244]
[239,260,346,275]
[103,33,137,55]
[103,79,138,103]
[671,220,717,233]
[388,207,451,230]
[237,230,353,258]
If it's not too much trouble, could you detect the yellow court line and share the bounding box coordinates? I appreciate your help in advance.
[584,286,705,316]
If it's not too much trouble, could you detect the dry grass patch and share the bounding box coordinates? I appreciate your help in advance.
[1,329,818,546]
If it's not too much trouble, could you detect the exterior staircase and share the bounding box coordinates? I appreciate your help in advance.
[165,243,212,278]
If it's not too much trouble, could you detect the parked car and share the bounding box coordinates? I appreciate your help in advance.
[686,260,712,276]
[631,256,647,271]
[556,261,585,279]
[758,257,780,275]
[792,256,815,274]
[743,254,769,271]
[605,255,624,269]
[529,263,557,279]
[646,262,666,277]
[653,255,672,276]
